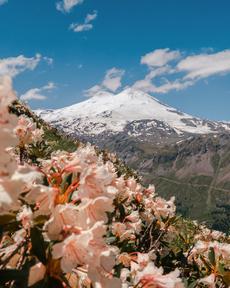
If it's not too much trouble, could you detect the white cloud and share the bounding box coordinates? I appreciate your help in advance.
[20,82,56,101]
[0,54,42,78]
[132,49,230,94]
[85,67,125,97]
[102,68,125,92]
[141,48,181,68]
[56,0,83,13]
[84,85,107,98]
[70,10,98,33]
[85,11,97,23]
[0,0,8,6]
[177,50,230,80]
[70,23,93,32]
[133,65,182,94]
[43,56,54,65]
[0,54,53,78]
[84,49,230,97]
[133,69,160,91]
[149,79,194,94]
[133,73,193,94]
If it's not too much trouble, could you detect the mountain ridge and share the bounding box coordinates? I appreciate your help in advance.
[36,88,230,140]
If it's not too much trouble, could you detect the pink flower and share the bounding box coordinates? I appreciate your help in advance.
[44,203,80,240]
[12,165,43,186]
[64,144,98,174]
[125,211,142,234]
[130,253,150,274]
[144,185,155,197]
[125,211,140,223]
[0,229,26,262]
[135,262,183,288]
[0,179,22,212]
[88,249,121,288]
[112,223,127,238]
[120,268,130,284]
[219,242,230,260]
[0,243,18,262]
[0,76,16,108]
[88,223,108,255]
[88,267,123,288]
[15,116,35,145]
[117,253,132,267]
[32,128,44,143]
[125,220,142,235]
[16,205,33,229]
[126,178,142,193]
[0,76,18,179]
[28,262,46,287]
[52,231,93,273]
[151,196,176,219]
[112,223,134,241]
[77,163,116,199]
[88,265,121,288]
[199,273,216,288]
[76,197,114,229]
[26,185,58,216]
[15,116,43,147]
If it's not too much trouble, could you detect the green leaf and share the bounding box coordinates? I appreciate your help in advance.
[118,204,126,221]
[218,263,225,275]
[60,173,73,193]
[188,281,197,288]
[113,263,123,278]
[31,227,47,265]
[208,247,216,266]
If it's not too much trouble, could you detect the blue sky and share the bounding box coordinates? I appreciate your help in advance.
[0,0,230,121]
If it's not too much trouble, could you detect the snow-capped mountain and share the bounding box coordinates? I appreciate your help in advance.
[35,88,230,231]
[36,88,230,145]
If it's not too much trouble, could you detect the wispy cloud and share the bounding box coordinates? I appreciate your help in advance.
[0,54,53,78]
[177,50,230,80]
[85,12,97,23]
[56,0,83,13]
[0,0,8,6]
[132,49,230,94]
[85,67,125,97]
[20,82,56,101]
[0,54,41,78]
[70,23,93,32]
[134,77,193,94]
[70,10,98,32]
[43,56,54,66]
[141,48,181,68]
[102,68,125,92]
[84,49,230,96]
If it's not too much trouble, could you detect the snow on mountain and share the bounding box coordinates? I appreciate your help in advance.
[36,88,230,138]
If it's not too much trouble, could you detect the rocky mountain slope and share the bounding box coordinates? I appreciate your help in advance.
[36,88,230,232]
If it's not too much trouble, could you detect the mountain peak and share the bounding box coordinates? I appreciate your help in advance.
[113,87,158,103]
[36,88,230,137]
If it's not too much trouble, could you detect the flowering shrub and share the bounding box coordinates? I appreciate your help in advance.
[0,75,230,287]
